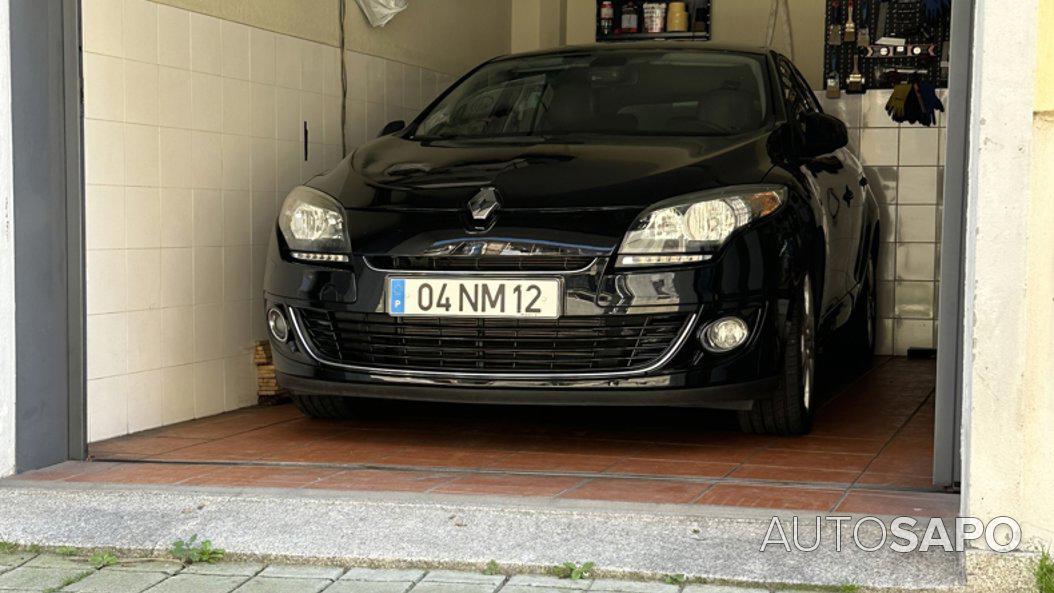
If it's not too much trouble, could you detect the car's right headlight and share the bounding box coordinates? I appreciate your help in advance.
[617,185,786,267]
[278,186,351,262]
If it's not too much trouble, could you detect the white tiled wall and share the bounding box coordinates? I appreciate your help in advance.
[819,89,949,356]
[82,0,454,442]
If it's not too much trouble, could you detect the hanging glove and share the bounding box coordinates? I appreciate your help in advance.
[921,0,951,20]
[917,80,945,114]
[886,83,911,122]
[898,83,923,124]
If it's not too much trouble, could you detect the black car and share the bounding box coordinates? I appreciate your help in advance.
[263,43,879,436]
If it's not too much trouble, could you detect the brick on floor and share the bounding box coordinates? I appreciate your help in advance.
[588,579,680,593]
[0,566,93,591]
[146,573,249,593]
[0,552,36,569]
[181,562,265,577]
[22,555,94,570]
[683,585,770,593]
[64,568,169,592]
[234,576,333,593]
[323,581,414,593]
[108,560,185,575]
[407,583,503,593]
[420,571,504,586]
[340,568,425,582]
[259,565,345,580]
[504,575,590,589]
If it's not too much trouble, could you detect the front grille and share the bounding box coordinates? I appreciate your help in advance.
[296,310,690,373]
[366,255,597,272]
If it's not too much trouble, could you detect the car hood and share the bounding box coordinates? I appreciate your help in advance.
[304,132,780,257]
[310,132,777,211]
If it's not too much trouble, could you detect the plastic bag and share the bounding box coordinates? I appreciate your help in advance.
[355,0,409,28]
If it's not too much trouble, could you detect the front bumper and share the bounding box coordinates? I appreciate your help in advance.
[263,218,805,409]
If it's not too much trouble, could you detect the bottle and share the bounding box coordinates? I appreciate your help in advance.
[600,1,614,36]
[621,1,639,34]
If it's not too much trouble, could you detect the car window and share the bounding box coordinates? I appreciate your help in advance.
[413,50,771,140]
[775,55,814,133]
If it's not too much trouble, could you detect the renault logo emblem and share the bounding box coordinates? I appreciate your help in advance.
[468,187,501,222]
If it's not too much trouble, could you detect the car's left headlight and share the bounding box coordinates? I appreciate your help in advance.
[278,186,351,262]
[617,185,786,267]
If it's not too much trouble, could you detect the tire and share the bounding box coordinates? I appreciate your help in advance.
[843,249,878,358]
[738,274,816,436]
[291,394,362,420]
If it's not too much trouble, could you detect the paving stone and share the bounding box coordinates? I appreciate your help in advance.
[505,575,590,589]
[182,562,265,577]
[322,581,412,593]
[0,553,36,568]
[22,555,93,570]
[146,573,249,593]
[64,569,168,592]
[502,586,588,593]
[340,568,424,583]
[421,571,504,586]
[259,565,345,580]
[589,579,681,593]
[109,560,185,575]
[0,566,92,591]
[408,583,500,593]
[234,576,333,593]
[683,586,769,593]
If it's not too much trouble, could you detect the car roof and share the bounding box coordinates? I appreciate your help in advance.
[495,42,774,62]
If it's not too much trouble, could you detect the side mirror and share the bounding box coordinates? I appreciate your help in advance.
[378,120,406,137]
[800,112,848,158]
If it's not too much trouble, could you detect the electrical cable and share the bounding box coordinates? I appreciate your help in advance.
[339,0,348,158]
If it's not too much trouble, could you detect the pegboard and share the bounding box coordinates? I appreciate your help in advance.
[823,0,951,93]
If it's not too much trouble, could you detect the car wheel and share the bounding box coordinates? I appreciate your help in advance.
[738,274,815,436]
[291,394,362,420]
[845,251,878,357]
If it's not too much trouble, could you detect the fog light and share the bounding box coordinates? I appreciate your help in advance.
[701,316,749,353]
[267,307,290,342]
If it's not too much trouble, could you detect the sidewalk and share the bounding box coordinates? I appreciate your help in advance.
[0,553,755,593]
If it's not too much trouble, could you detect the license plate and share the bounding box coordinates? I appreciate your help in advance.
[388,277,561,318]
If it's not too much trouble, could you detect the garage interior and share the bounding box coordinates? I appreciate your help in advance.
[44,0,958,518]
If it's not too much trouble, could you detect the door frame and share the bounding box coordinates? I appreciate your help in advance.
[933,0,974,488]
[12,0,968,485]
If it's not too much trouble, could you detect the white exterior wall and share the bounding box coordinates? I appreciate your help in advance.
[962,0,1054,547]
[0,0,15,478]
[82,0,455,442]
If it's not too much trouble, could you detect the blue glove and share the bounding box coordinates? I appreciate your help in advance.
[917,80,945,114]
[922,0,950,20]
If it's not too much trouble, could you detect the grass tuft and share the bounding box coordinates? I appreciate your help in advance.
[1037,549,1054,593]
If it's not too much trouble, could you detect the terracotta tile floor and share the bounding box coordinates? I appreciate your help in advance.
[19,357,960,517]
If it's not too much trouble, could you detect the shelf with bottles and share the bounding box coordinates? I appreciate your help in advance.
[596,0,712,42]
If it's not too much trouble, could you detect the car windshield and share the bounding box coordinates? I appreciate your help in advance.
[413,49,770,140]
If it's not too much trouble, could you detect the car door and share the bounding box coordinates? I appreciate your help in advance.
[775,54,859,315]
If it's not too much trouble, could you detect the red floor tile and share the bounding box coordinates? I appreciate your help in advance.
[305,469,459,493]
[728,465,861,485]
[65,358,951,515]
[560,478,711,504]
[835,490,959,517]
[483,452,619,473]
[432,474,585,497]
[604,458,736,478]
[695,484,845,511]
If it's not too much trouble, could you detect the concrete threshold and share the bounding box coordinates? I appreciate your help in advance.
[0,480,965,590]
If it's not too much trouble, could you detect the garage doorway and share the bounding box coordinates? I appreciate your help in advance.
[17,0,967,519]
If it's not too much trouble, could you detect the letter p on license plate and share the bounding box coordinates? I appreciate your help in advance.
[387,277,561,318]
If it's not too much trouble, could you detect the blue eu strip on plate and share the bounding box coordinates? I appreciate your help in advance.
[389,278,406,314]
